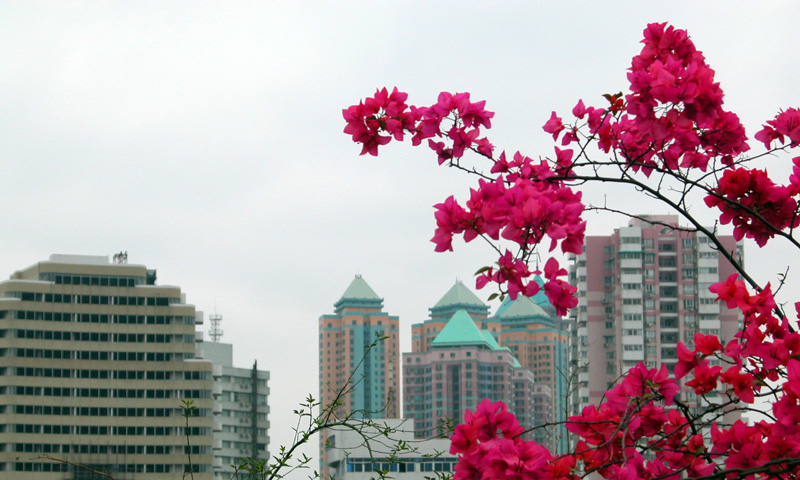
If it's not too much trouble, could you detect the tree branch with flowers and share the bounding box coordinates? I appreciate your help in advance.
[344,21,800,480]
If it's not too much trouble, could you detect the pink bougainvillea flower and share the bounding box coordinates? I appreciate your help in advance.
[674,341,699,379]
[720,366,755,403]
[686,362,722,395]
[709,274,747,309]
[543,111,565,140]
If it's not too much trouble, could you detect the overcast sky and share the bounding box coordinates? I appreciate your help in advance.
[1,2,799,473]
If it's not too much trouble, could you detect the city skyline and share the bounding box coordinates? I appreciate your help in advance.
[1,3,798,473]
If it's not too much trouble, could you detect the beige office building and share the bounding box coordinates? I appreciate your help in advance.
[0,254,214,479]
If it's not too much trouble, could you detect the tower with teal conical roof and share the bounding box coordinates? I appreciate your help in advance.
[495,285,570,454]
[319,275,399,474]
[411,281,501,353]
[404,308,552,445]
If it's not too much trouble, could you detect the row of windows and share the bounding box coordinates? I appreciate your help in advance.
[6,329,192,344]
[0,425,210,436]
[2,386,210,398]
[10,404,210,417]
[345,457,457,473]
[10,424,214,445]
[8,348,187,361]
[221,440,267,451]
[220,410,268,420]
[618,238,695,248]
[19,367,206,380]
[220,425,268,436]
[8,443,211,457]
[5,292,179,306]
[12,442,144,454]
[5,367,208,380]
[40,272,142,287]
[5,463,207,473]
[1,310,195,324]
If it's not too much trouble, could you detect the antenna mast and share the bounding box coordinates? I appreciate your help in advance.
[209,313,223,342]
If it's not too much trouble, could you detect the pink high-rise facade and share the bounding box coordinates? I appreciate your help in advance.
[403,310,552,448]
[569,215,743,417]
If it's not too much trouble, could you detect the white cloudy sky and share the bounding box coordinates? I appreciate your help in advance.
[1,1,799,471]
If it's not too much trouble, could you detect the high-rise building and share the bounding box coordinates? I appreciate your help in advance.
[196,341,269,480]
[569,215,743,417]
[411,281,500,354]
[494,289,570,453]
[403,309,551,447]
[318,275,399,475]
[0,254,214,479]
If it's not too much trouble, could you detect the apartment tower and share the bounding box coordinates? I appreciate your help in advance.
[0,254,214,479]
[403,309,551,447]
[495,288,570,453]
[318,275,399,474]
[196,340,270,480]
[569,215,743,417]
[411,281,500,354]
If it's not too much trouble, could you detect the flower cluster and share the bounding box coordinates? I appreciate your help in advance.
[704,168,799,246]
[346,23,800,480]
[344,90,585,314]
[755,108,800,149]
[450,399,575,480]
[343,89,494,160]
[543,23,750,177]
[448,274,800,480]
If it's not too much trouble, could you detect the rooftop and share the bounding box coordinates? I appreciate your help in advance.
[429,281,489,319]
[334,274,384,312]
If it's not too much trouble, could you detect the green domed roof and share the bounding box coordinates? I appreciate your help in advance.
[496,295,549,319]
[529,275,552,309]
[430,310,489,348]
[434,281,484,308]
[334,274,383,312]
[429,281,489,319]
[494,275,557,319]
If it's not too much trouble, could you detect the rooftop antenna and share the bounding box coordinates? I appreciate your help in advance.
[209,309,223,342]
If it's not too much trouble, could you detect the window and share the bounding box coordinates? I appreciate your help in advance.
[659,256,676,267]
